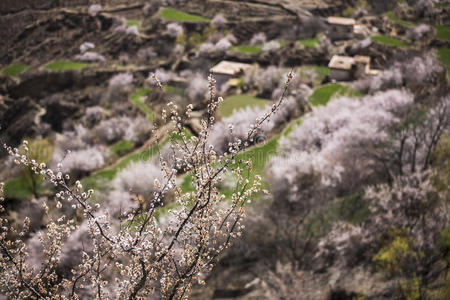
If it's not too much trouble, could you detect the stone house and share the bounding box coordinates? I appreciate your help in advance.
[210,61,254,88]
[328,55,380,81]
[328,55,355,81]
[326,16,356,41]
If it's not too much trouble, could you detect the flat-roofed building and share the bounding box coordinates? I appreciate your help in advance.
[327,16,356,41]
[328,55,380,81]
[210,60,254,88]
[328,55,355,81]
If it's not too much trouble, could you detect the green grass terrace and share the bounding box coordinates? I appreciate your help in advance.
[370,35,411,48]
[297,36,320,48]
[384,12,416,27]
[129,88,155,123]
[309,83,362,107]
[229,45,263,55]
[434,25,450,41]
[160,8,210,23]
[436,48,450,66]
[126,20,142,29]
[1,63,29,77]
[218,94,270,118]
[45,61,92,71]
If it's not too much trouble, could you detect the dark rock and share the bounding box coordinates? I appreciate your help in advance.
[0,96,40,147]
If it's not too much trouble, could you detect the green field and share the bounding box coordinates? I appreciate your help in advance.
[1,63,29,77]
[309,83,364,106]
[308,84,361,107]
[298,36,320,48]
[218,94,270,117]
[436,48,450,66]
[160,8,210,22]
[309,84,343,106]
[385,12,416,27]
[434,25,450,41]
[45,61,91,71]
[129,88,154,122]
[229,45,263,54]
[110,140,135,156]
[126,20,142,29]
[370,35,410,48]
[371,35,410,48]
[3,177,34,199]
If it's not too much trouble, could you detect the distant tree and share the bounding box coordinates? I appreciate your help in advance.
[88,4,102,17]
[210,14,227,29]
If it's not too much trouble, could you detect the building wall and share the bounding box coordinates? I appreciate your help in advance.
[330,68,351,81]
[213,74,232,90]
[328,24,354,41]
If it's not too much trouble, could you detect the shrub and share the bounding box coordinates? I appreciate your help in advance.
[148,68,174,85]
[402,54,444,84]
[198,42,217,54]
[112,16,127,32]
[250,32,267,45]
[125,25,139,36]
[172,44,185,56]
[52,125,93,164]
[361,67,403,92]
[108,72,133,89]
[349,37,372,53]
[271,89,415,200]
[93,116,150,144]
[224,33,237,44]
[74,51,105,63]
[102,190,136,217]
[137,47,157,60]
[88,4,102,17]
[210,14,227,28]
[83,106,103,127]
[243,66,285,96]
[262,40,281,52]
[209,105,276,154]
[215,38,232,52]
[166,23,184,38]
[414,0,438,16]
[79,42,95,53]
[113,161,163,204]
[187,73,209,103]
[143,1,161,16]
[61,146,108,174]
[406,24,431,41]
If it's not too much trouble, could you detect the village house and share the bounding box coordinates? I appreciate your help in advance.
[353,24,370,39]
[328,55,380,81]
[326,16,356,41]
[328,55,355,81]
[209,60,254,88]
